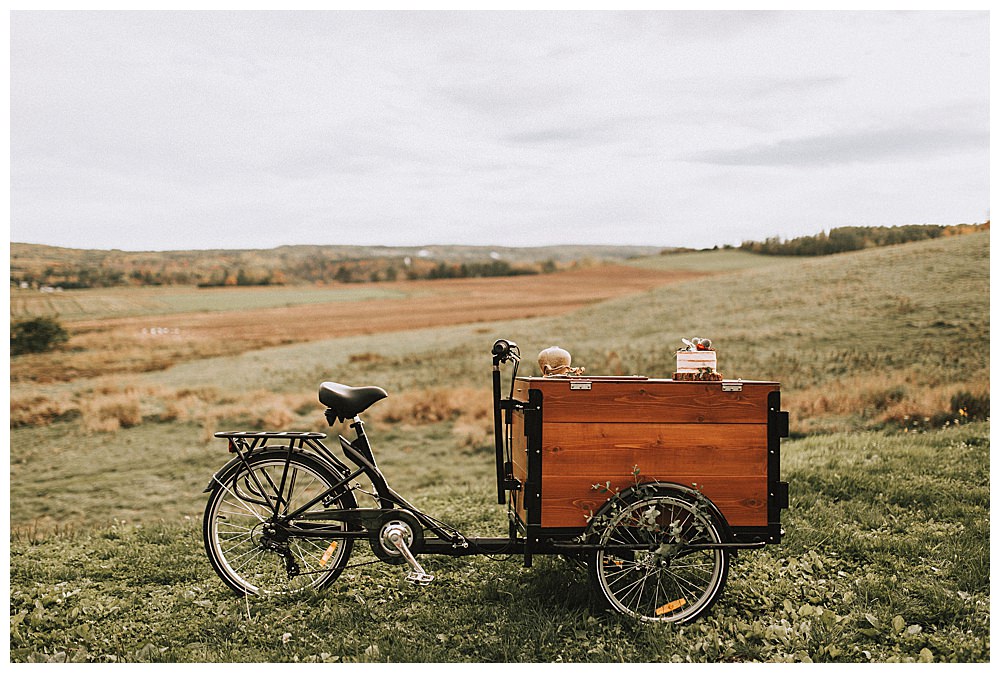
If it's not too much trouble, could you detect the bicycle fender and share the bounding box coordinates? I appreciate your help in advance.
[587,480,735,542]
[203,451,304,493]
[204,455,246,493]
[202,448,353,493]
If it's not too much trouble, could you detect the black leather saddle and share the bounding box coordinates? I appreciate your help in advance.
[319,381,388,423]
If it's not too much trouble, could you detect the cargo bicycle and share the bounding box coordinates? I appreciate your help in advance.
[202,339,789,623]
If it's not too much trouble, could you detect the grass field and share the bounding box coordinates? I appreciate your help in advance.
[9,421,989,663]
[8,233,990,662]
[626,247,801,273]
[9,284,412,322]
[10,265,699,383]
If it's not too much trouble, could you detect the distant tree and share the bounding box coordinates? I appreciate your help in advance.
[740,223,973,257]
[11,317,69,356]
[334,265,353,283]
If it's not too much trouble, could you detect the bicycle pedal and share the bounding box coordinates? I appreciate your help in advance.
[405,570,434,586]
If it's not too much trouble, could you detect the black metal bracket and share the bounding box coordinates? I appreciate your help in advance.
[765,391,789,544]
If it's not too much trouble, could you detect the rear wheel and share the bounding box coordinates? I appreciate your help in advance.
[588,490,730,622]
[203,449,356,595]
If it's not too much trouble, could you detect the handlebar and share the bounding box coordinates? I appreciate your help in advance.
[491,338,519,504]
[492,339,519,363]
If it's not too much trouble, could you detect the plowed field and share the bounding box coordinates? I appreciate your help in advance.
[13,265,703,382]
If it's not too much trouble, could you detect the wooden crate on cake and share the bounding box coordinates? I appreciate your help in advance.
[507,376,788,544]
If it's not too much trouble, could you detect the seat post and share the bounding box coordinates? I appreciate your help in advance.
[349,415,377,467]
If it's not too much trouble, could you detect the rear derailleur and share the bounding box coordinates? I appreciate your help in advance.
[259,521,300,578]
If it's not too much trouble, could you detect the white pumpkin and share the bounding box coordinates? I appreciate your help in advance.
[538,346,572,375]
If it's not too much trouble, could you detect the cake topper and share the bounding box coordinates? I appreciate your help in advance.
[679,337,714,352]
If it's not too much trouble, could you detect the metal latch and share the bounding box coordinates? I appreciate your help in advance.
[722,381,743,392]
[570,381,592,391]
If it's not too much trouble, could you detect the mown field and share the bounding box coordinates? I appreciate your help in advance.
[10,265,700,383]
[9,284,411,322]
[8,232,990,662]
[626,247,803,273]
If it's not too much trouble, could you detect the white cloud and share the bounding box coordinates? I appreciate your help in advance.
[9,10,990,251]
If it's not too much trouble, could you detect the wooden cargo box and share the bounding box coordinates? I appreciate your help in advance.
[508,376,788,543]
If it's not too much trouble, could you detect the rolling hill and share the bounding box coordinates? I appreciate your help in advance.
[8,231,990,663]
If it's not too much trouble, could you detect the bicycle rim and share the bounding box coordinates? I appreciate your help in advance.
[592,494,729,622]
[204,453,353,595]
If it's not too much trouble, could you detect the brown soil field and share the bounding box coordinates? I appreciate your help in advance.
[13,265,703,382]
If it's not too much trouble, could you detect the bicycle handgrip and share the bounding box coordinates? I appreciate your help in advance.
[492,339,515,356]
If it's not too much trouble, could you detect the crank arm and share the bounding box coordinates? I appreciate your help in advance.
[386,527,434,585]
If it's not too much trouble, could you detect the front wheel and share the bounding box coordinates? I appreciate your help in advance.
[203,449,357,596]
[588,490,730,623]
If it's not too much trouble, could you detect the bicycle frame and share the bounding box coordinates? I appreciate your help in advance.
[208,419,541,559]
[207,339,774,569]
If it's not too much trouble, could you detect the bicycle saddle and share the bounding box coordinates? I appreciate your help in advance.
[319,381,388,422]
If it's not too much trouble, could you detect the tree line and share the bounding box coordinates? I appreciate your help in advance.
[740,222,988,256]
[12,254,553,289]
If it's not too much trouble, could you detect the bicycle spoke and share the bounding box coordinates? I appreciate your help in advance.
[593,493,729,622]
[205,453,355,596]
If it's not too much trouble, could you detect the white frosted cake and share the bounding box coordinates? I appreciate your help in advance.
[675,350,717,373]
[673,348,723,381]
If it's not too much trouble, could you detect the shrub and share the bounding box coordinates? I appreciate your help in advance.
[863,385,907,412]
[9,395,80,428]
[10,317,69,355]
[950,391,990,421]
[80,393,143,433]
[372,387,491,426]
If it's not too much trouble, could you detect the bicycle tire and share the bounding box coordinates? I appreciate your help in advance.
[203,448,357,596]
[588,489,730,623]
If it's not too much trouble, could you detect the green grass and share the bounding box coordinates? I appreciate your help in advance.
[121,231,989,434]
[626,247,801,273]
[9,422,989,662]
[9,284,410,321]
[8,233,990,661]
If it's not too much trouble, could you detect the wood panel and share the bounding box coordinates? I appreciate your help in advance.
[520,378,777,424]
[541,423,767,477]
[512,376,651,402]
[540,474,768,529]
[508,377,777,531]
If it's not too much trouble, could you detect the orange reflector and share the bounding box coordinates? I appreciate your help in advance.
[655,598,687,616]
[319,541,338,567]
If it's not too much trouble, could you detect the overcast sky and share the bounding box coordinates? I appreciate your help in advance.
[9,10,990,251]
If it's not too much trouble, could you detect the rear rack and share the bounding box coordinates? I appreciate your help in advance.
[214,431,330,456]
[213,431,328,439]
